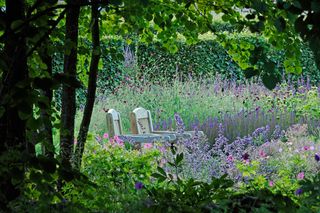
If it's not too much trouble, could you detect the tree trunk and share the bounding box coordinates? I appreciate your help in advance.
[73,2,101,169]
[60,1,80,167]
[40,45,54,158]
[0,0,28,209]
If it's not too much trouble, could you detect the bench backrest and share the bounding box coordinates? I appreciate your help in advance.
[130,107,154,134]
[106,109,123,137]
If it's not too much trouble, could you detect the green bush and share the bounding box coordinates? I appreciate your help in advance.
[64,135,161,212]
[137,40,244,81]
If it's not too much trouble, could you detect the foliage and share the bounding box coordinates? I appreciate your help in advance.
[145,144,234,212]
[64,136,161,212]
[144,143,303,212]
[137,39,243,81]
[299,172,320,211]
[136,35,320,84]
[6,154,90,212]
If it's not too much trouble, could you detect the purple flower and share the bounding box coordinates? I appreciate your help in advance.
[174,113,185,134]
[135,182,144,190]
[315,153,320,162]
[295,188,303,196]
[242,153,250,161]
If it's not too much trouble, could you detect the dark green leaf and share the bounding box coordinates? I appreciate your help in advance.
[157,167,167,176]
[311,1,320,12]
[274,17,286,32]
[10,20,24,30]
[262,74,278,90]
[176,153,184,165]
[151,172,166,180]
[244,68,259,78]
[38,155,57,174]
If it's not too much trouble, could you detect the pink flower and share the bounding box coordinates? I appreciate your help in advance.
[113,135,124,147]
[103,133,109,139]
[297,172,305,180]
[259,150,267,158]
[244,159,250,165]
[117,141,124,147]
[310,146,315,150]
[143,143,153,149]
[269,181,274,187]
[227,155,234,162]
[303,146,310,151]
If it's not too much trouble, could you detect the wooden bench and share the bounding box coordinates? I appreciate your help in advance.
[130,107,204,141]
[106,109,176,144]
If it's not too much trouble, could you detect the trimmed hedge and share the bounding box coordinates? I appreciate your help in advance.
[136,35,320,83]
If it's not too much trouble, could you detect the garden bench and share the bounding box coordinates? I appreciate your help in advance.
[106,109,176,144]
[130,107,204,141]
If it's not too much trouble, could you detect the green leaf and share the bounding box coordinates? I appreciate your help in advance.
[311,1,320,12]
[10,20,24,30]
[176,153,184,165]
[263,61,276,73]
[261,74,278,90]
[274,17,286,32]
[252,0,268,13]
[157,166,167,177]
[18,111,31,120]
[244,68,259,78]
[293,0,302,9]
[151,172,166,180]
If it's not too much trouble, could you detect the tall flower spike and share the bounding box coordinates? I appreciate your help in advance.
[174,112,185,134]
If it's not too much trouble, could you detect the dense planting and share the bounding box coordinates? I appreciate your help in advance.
[66,76,320,212]
[2,0,320,212]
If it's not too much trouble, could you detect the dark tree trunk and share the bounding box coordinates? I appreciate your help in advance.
[40,45,54,158]
[73,2,101,169]
[0,0,28,209]
[60,1,80,167]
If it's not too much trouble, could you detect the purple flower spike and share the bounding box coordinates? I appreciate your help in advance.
[295,188,303,196]
[135,182,144,190]
[315,153,320,162]
[174,113,185,134]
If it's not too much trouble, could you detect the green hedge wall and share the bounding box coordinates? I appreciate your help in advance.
[137,40,244,80]
[136,36,320,84]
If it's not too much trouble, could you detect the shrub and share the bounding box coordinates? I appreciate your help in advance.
[67,135,161,212]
